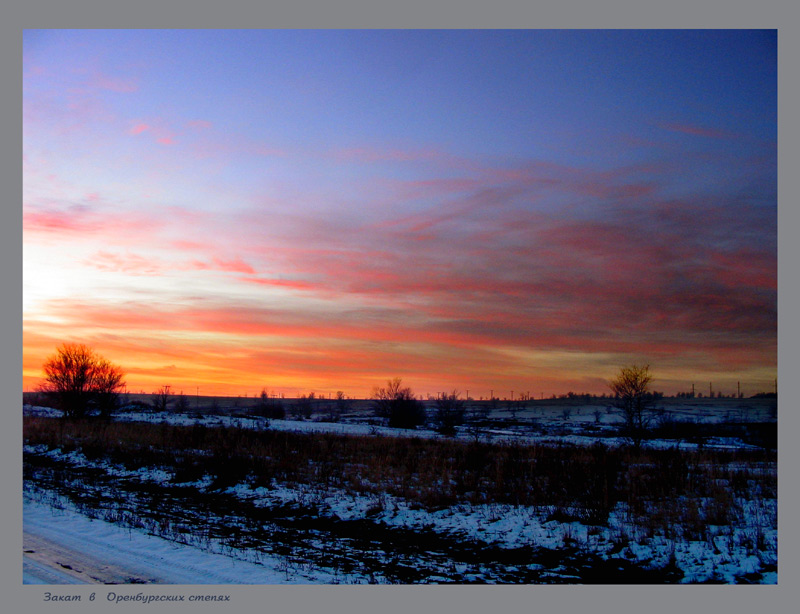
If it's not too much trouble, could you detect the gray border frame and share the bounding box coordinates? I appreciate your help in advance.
[6,2,795,612]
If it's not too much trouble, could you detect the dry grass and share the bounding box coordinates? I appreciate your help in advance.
[24,415,776,535]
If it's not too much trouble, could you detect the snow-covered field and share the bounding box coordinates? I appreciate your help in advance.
[24,496,315,584]
[23,400,777,584]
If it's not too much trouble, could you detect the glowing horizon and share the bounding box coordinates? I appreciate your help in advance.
[23,30,777,400]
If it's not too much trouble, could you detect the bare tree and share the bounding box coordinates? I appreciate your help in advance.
[152,385,172,412]
[325,390,349,422]
[372,378,426,429]
[39,343,125,419]
[175,391,190,412]
[434,390,466,436]
[92,358,125,418]
[465,404,490,443]
[608,364,655,448]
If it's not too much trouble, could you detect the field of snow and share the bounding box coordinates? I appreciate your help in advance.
[30,395,772,451]
[22,398,777,584]
[24,496,324,584]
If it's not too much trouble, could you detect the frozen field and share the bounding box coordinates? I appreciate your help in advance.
[22,398,777,584]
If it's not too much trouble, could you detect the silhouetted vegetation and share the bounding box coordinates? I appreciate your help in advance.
[372,378,427,429]
[433,391,466,436]
[609,364,657,448]
[152,385,173,412]
[38,343,125,419]
[293,393,315,420]
[24,415,776,531]
[254,388,285,419]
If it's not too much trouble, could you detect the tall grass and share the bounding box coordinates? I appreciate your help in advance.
[24,416,776,535]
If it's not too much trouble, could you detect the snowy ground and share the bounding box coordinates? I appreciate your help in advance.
[22,400,777,584]
[24,497,316,584]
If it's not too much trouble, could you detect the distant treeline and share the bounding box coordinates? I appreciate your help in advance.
[23,389,777,408]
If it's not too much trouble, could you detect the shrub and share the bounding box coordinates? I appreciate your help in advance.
[372,378,427,429]
[254,388,285,419]
[433,391,466,436]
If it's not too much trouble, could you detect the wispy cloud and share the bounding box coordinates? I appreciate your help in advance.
[23,203,159,238]
[128,120,178,146]
[129,123,151,135]
[22,30,776,396]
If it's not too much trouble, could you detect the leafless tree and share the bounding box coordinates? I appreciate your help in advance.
[323,390,349,422]
[39,343,125,419]
[152,385,172,412]
[175,391,190,412]
[609,364,655,448]
[372,378,426,429]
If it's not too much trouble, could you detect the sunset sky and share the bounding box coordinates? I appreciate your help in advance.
[22,29,777,399]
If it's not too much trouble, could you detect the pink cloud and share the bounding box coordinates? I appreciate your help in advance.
[242,191,775,362]
[23,202,161,240]
[212,257,256,275]
[127,120,177,146]
[23,209,90,234]
[23,141,774,393]
[84,251,165,276]
[129,123,151,135]
[82,250,259,278]
[238,276,317,292]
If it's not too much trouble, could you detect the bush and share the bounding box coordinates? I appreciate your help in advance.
[292,394,314,420]
[372,378,427,429]
[254,389,285,419]
[434,391,466,436]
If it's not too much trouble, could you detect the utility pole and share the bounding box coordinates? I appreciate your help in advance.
[738,381,741,398]
[691,382,695,398]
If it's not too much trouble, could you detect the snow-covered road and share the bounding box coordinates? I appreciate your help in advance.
[23,498,304,584]
[23,552,89,584]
